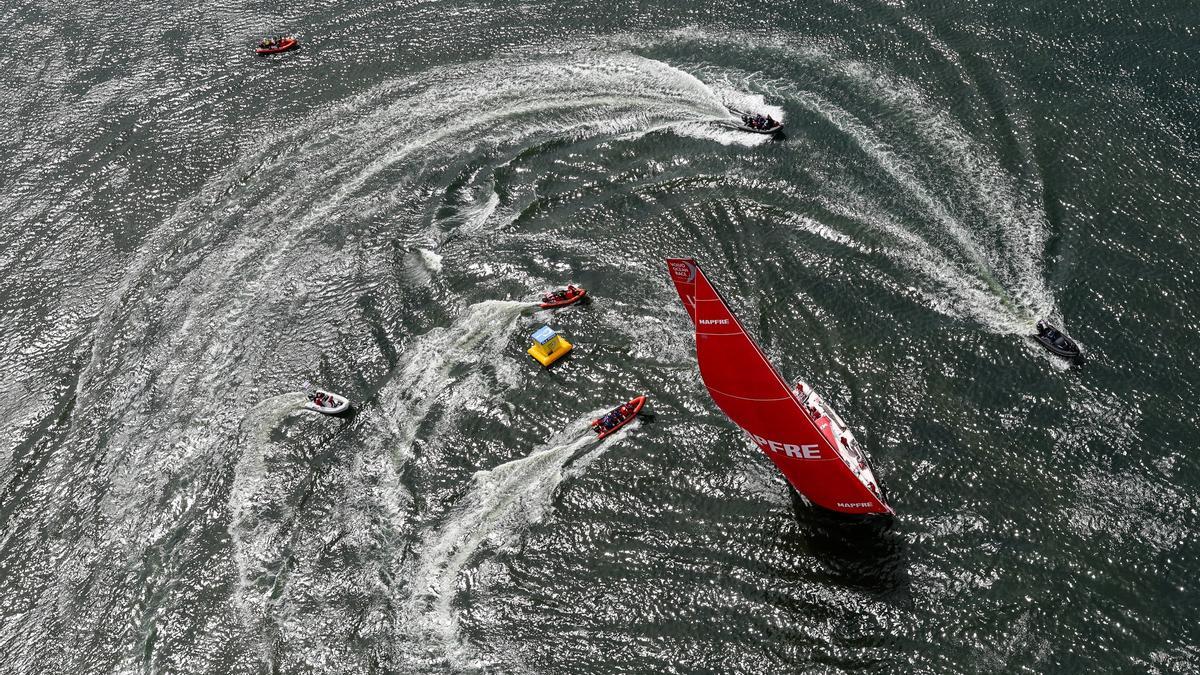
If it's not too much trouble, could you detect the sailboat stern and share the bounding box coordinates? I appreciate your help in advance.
[740,422,893,516]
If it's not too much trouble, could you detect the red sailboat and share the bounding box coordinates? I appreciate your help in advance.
[665,258,893,516]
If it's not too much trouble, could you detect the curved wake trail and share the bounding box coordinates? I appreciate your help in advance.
[227,393,319,627]
[365,299,533,467]
[401,416,639,671]
[789,86,1050,334]
[196,51,771,258]
[669,33,1054,334]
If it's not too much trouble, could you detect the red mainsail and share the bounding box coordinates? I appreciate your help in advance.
[665,258,892,515]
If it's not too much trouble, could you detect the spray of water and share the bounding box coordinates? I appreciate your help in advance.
[364,300,532,467]
[227,393,330,624]
[657,30,1055,334]
[400,414,638,670]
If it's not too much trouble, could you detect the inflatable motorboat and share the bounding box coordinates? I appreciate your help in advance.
[1033,320,1081,359]
[540,285,587,309]
[592,395,647,439]
[304,389,350,415]
[256,37,298,55]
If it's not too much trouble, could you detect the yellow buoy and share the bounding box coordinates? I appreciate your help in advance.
[527,325,573,367]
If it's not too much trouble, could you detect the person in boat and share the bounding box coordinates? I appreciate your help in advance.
[766,115,777,128]
[1038,321,1065,341]
[545,286,578,303]
[599,410,623,430]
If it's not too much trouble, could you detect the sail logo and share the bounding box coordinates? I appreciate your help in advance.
[698,318,729,325]
[749,433,821,460]
[669,260,697,283]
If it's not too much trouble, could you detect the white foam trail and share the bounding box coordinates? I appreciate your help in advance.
[796,93,1042,333]
[238,51,759,249]
[667,120,775,147]
[650,30,1053,334]
[366,300,530,466]
[805,189,1030,334]
[399,247,446,287]
[770,55,1053,331]
[728,84,1041,333]
[798,91,994,268]
[417,248,444,273]
[226,393,313,625]
[830,61,1052,317]
[298,54,724,213]
[455,189,501,239]
[404,415,637,669]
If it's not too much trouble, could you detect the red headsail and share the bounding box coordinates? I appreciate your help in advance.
[665,258,892,515]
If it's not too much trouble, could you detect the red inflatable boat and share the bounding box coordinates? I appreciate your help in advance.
[539,285,587,309]
[256,37,298,55]
[592,395,646,439]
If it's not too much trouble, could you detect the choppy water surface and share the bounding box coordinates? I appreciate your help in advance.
[2,0,1198,672]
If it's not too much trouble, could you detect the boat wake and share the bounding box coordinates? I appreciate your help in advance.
[364,300,531,468]
[227,393,331,628]
[788,83,1050,334]
[400,415,637,671]
[649,31,1055,335]
[162,50,777,277]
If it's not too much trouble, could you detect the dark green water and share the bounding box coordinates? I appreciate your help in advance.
[2,0,1198,672]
